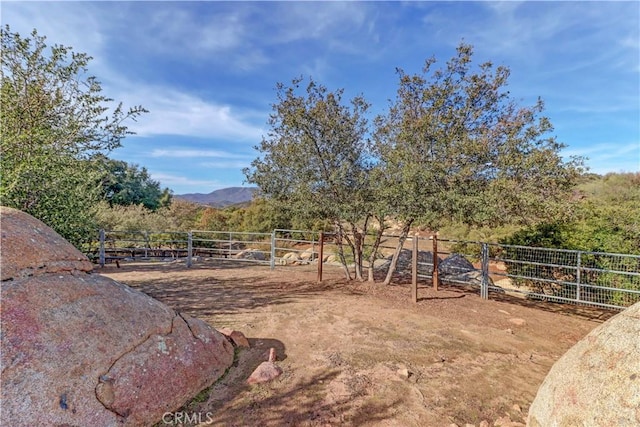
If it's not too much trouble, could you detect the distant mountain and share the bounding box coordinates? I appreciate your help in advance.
[176,187,258,208]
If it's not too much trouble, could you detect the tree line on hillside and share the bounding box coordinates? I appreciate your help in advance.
[2,26,637,283]
[93,171,639,253]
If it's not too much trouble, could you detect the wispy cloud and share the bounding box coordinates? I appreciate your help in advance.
[200,160,252,169]
[563,142,640,160]
[150,173,224,190]
[151,149,249,159]
[563,142,640,174]
[118,86,265,141]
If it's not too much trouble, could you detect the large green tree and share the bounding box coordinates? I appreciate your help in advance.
[0,26,146,247]
[95,155,172,211]
[374,43,584,284]
[244,77,385,280]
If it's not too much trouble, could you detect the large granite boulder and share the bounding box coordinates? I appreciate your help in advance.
[438,253,475,277]
[1,207,235,426]
[439,253,494,288]
[377,249,442,279]
[527,301,640,426]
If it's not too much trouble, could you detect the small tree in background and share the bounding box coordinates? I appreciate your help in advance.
[374,43,584,284]
[0,26,146,247]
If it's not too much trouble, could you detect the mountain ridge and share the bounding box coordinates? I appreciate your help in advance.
[175,187,257,208]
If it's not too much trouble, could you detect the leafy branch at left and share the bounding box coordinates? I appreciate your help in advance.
[0,25,148,247]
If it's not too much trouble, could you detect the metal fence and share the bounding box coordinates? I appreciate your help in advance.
[88,229,640,310]
[420,237,640,310]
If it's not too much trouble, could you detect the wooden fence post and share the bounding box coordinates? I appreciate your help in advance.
[412,235,418,303]
[317,232,324,283]
[432,234,439,291]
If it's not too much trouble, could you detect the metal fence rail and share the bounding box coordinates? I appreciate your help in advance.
[191,230,272,264]
[89,229,639,309]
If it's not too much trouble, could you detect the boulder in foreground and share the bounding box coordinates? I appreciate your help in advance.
[527,301,640,426]
[1,206,235,426]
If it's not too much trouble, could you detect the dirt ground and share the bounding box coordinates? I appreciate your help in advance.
[99,260,615,427]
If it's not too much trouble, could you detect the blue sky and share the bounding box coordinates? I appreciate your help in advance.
[4,1,639,194]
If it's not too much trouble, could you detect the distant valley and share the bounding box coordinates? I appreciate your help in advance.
[175,187,257,208]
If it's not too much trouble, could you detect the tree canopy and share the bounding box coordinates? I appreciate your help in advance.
[95,155,172,211]
[374,43,584,283]
[0,26,146,246]
[244,76,384,280]
[246,43,585,283]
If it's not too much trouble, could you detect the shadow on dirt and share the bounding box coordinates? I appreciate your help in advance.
[200,367,403,427]
[412,280,616,322]
[98,261,338,318]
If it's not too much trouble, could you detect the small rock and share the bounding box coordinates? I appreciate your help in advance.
[218,328,250,348]
[247,361,283,384]
[506,328,514,334]
[509,318,526,326]
[511,403,522,414]
[397,368,410,379]
[493,414,525,427]
[479,421,490,427]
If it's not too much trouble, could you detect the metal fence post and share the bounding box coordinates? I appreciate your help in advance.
[270,230,276,270]
[99,229,105,268]
[576,251,582,302]
[481,243,489,300]
[412,236,418,303]
[317,232,324,283]
[187,231,193,268]
[432,234,439,291]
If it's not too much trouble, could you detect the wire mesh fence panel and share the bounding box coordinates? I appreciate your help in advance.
[489,243,640,309]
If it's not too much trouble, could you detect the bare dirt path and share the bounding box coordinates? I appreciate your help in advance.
[100,261,613,427]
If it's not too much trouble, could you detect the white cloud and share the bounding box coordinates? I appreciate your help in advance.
[151,149,249,159]
[116,85,265,141]
[564,142,640,160]
[150,173,222,189]
[141,7,247,56]
[199,160,252,169]
[563,142,640,174]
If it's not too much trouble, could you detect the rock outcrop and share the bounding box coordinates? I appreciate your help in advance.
[377,249,442,279]
[527,301,640,426]
[1,207,235,426]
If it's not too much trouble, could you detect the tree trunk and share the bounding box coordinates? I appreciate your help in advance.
[367,216,386,282]
[334,224,352,280]
[382,219,414,285]
[349,222,365,281]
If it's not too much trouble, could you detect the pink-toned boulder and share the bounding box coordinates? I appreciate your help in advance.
[1,207,234,426]
[218,328,251,348]
[247,348,282,384]
[527,301,640,426]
